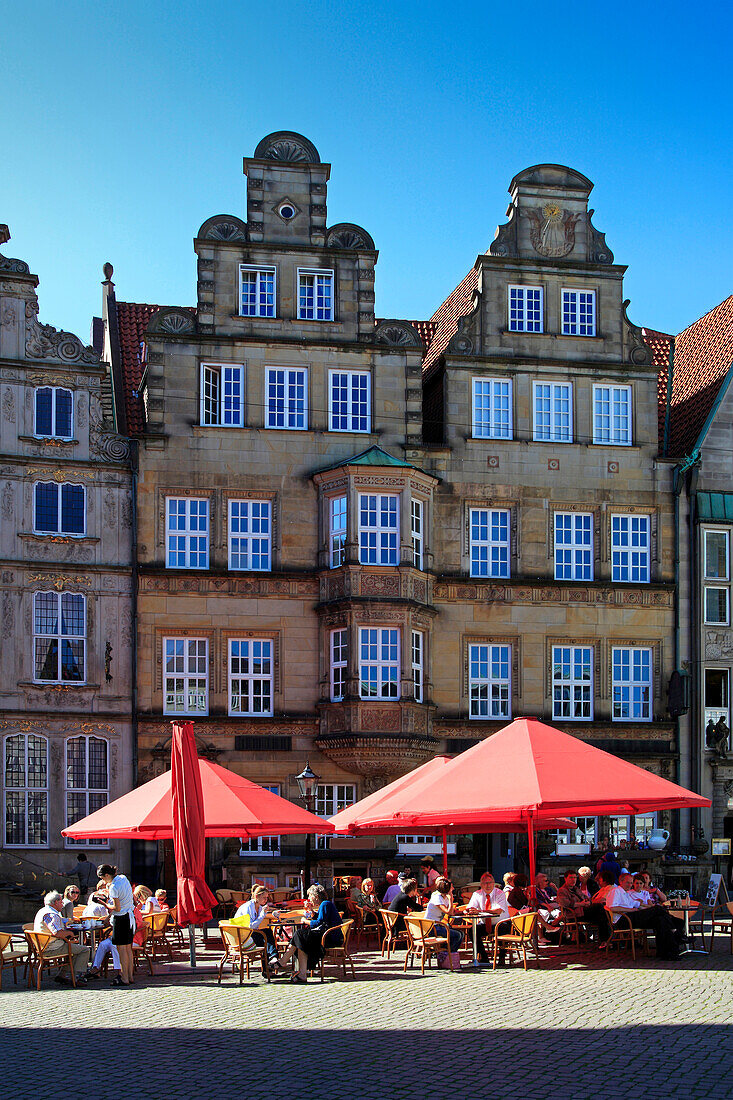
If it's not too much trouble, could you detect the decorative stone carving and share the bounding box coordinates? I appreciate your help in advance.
[25,302,99,364]
[146,308,196,336]
[447,332,473,355]
[526,204,580,258]
[326,223,375,251]
[199,215,248,242]
[95,434,130,463]
[314,734,438,778]
[0,225,30,273]
[489,206,518,257]
[2,387,14,423]
[587,209,614,264]
[1,482,12,520]
[253,131,320,164]
[622,300,653,365]
[374,320,421,348]
[2,592,13,639]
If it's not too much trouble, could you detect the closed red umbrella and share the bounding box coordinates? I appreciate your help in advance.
[171,721,217,938]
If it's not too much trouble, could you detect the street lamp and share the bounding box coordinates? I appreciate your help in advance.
[295,762,320,892]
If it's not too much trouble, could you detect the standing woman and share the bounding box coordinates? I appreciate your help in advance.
[97,864,135,986]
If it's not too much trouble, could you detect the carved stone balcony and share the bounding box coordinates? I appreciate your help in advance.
[316,700,438,779]
[319,565,433,609]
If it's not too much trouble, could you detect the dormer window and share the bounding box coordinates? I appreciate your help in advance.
[298,268,334,321]
[239,266,276,318]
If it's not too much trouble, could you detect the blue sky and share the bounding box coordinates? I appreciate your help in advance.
[3,1,731,342]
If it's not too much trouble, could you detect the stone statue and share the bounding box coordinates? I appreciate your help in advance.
[706,716,729,758]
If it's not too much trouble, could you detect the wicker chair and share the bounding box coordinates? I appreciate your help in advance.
[709,901,733,954]
[355,905,380,948]
[403,915,454,974]
[379,908,410,958]
[320,919,356,981]
[143,911,173,962]
[602,909,649,960]
[165,905,185,949]
[217,921,270,984]
[24,930,77,989]
[493,912,539,970]
[0,932,28,988]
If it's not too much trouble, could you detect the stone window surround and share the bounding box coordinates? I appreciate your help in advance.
[159,488,281,570]
[320,607,431,703]
[463,498,519,577]
[543,636,662,721]
[501,279,601,337]
[462,633,521,718]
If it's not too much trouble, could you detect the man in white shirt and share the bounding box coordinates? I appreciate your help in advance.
[33,891,90,982]
[603,871,682,960]
[466,872,511,964]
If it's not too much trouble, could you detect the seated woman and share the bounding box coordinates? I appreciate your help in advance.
[506,873,531,912]
[641,873,667,904]
[355,877,379,911]
[278,884,343,984]
[577,865,599,899]
[466,871,511,964]
[234,884,280,971]
[83,881,111,921]
[388,876,422,934]
[154,889,169,910]
[425,876,462,954]
[61,884,81,919]
[502,872,516,896]
[133,885,161,914]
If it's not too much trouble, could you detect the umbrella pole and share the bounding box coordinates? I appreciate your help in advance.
[442,827,448,876]
[527,813,536,902]
[188,924,197,968]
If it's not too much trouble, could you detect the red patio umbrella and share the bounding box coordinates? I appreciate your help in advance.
[332,718,710,889]
[171,722,218,964]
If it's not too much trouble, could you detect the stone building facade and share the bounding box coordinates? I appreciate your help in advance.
[0,226,134,895]
[103,138,685,889]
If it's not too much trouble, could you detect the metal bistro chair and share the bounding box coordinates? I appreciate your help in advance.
[217,921,270,985]
[0,932,29,988]
[320,919,356,981]
[403,915,454,974]
[379,908,410,958]
[493,912,539,971]
[24,930,77,990]
[143,911,173,962]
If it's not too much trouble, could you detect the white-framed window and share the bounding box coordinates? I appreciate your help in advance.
[359,627,400,699]
[704,530,730,580]
[552,816,597,847]
[359,493,399,565]
[240,786,281,855]
[472,378,512,439]
[166,497,209,569]
[34,387,73,439]
[412,630,424,702]
[266,367,307,429]
[611,514,650,583]
[33,591,86,683]
[200,363,244,427]
[397,835,457,856]
[705,587,730,626]
[65,736,108,848]
[330,628,348,702]
[533,382,572,442]
[704,668,730,748]
[329,495,347,568]
[298,268,334,321]
[329,371,370,432]
[34,482,85,535]
[508,285,543,332]
[411,498,424,570]
[634,814,656,843]
[469,643,511,719]
[609,815,630,846]
[229,638,273,716]
[315,783,356,848]
[239,265,276,318]
[554,512,593,581]
[593,384,631,445]
[552,646,593,720]
[470,507,510,578]
[228,499,271,571]
[612,647,652,721]
[562,289,596,336]
[164,638,208,715]
[4,733,48,847]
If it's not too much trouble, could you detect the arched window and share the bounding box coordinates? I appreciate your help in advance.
[65,736,108,847]
[4,733,48,846]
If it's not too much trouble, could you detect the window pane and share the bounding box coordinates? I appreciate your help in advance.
[35,388,53,435]
[705,531,729,579]
[60,484,85,534]
[55,389,73,437]
[35,483,58,532]
[705,587,729,625]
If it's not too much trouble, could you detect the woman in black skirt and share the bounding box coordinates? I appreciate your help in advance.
[279,884,342,983]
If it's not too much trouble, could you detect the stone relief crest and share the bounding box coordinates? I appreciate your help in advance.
[374,320,421,348]
[206,220,247,242]
[327,223,375,251]
[0,225,30,274]
[253,132,320,164]
[25,301,99,364]
[526,203,580,258]
[147,309,196,337]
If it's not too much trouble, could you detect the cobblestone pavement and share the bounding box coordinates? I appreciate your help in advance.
[2,935,732,1100]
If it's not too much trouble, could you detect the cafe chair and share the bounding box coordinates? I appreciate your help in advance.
[493,912,539,971]
[72,905,87,921]
[0,932,29,988]
[403,915,453,974]
[320,919,356,981]
[165,905,185,950]
[143,911,173,962]
[217,921,270,985]
[215,888,235,918]
[24,930,77,990]
[355,904,380,949]
[379,908,410,958]
[708,901,733,954]
[558,907,582,946]
[601,910,649,960]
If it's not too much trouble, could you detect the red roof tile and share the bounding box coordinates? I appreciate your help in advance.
[658,296,733,458]
[422,267,480,379]
[114,301,162,435]
[642,328,673,453]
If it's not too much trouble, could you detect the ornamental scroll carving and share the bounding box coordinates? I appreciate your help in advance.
[489,206,519,258]
[622,299,652,366]
[0,225,30,273]
[587,209,614,264]
[25,301,99,364]
[147,309,196,336]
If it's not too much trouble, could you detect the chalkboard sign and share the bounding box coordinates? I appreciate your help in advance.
[705,872,730,908]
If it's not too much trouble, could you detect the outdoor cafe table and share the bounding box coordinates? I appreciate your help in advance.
[67,919,108,953]
[665,899,708,956]
[457,912,497,968]
[265,909,307,946]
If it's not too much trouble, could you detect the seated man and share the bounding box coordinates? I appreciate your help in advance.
[381,870,401,907]
[83,881,111,920]
[33,890,90,983]
[557,869,610,943]
[466,871,511,965]
[602,870,683,960]
[388,876,423,935]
